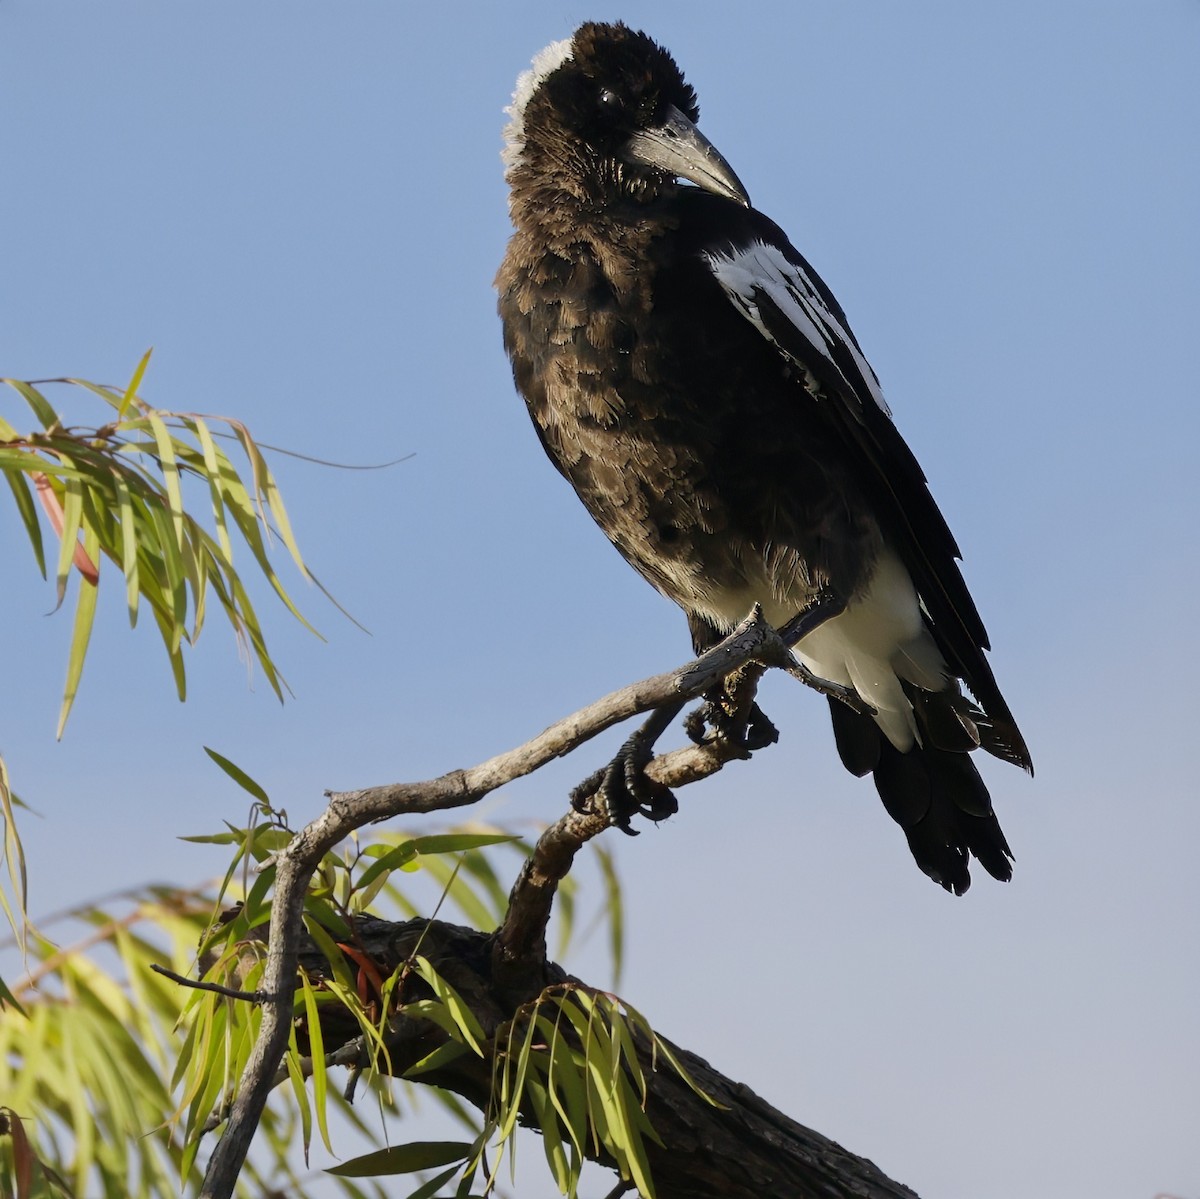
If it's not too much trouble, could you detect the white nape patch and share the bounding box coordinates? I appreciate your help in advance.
[704,241,891,418]
[502,35,576,176]
[793,549,948,752]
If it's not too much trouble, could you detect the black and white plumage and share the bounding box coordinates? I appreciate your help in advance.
[496,22,1031,893]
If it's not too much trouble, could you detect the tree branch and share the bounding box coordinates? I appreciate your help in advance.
[199,608,791,1199]
[148,962,264,1002]
[490,731,757,997]
[287,915,923,1199]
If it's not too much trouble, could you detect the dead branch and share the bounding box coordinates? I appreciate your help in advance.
[198,609,792,1199]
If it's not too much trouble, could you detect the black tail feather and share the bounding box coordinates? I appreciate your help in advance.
[827,697,1014,895]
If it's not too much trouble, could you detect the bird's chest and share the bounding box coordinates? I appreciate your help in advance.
[506,257,727,519]
[499,239,874,614]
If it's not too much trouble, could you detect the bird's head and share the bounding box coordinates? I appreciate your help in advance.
[503,22,750,214]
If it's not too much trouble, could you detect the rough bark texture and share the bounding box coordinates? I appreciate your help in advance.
[288,916,920,1199]
[197,616,919,1199]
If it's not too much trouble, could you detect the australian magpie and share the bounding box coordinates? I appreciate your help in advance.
[496,22,1031,894]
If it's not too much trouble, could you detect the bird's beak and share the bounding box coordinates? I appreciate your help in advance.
[623,105,751,207]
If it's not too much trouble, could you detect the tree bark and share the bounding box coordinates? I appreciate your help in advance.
[197,613,912,1199]
[294,916,920,1199]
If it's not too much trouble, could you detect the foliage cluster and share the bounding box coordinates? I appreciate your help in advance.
[1,365,693,1199]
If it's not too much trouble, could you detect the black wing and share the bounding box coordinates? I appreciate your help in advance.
[683,195,1031,771]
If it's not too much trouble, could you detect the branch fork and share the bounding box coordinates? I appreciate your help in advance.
[197,605,867,1198]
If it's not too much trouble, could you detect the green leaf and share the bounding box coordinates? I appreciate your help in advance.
[454,844,516,928]
[112,470,139,625]
[411,956,484,1054]
[350,864,392,913]
[609,1003,646,1108]
[593,842,625,987]
[145,411,184,548]
[220,468,317,637]
[52,472,85,609]
[400,998,469,1044]
[64,376,124,411]
[408,833,520,856]
[260,458,308,578]
[5,378,60,429]
[327,1141,473,1178]
[546,1012,588,1158]
[0,973,27,1016]
[178,830,242,845]
[239,860,278,930]
[298,970,334,1155]
[243,825,291,862]
[354,840,419,893]
[652,1033,725,1108]
[150,603,187,700]
[118,347,153,418]
[57,523,100,739]
[301,892,352,942]
[300,914,355,993]
[496,1008,540,1143]
[5,469,47,577]
[0,754,30,951]
[614,1076,656,1198]
[145,496,186,648]
[525,1070,573,1195]
[203,747,271,804]
[403,1039,469,1077]
[415,854,501,933]
[191,415,234,563]
[407,1163,466,1199]
[285,1019,314,1163]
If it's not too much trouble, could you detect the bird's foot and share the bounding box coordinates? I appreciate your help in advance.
[570,742,678,835]
[684,694,779,752]
[684,657,779,753]
[570,703,683,834]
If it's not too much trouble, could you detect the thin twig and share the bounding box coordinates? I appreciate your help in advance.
[198,609,792,1199]
[149,962,265,1002]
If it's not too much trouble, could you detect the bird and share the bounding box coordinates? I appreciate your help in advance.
[495,21,1031,894]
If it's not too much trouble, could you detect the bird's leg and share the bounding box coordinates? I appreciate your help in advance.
[682,611,778,751]
[570,698,686,834]
[686,589,869,747]
[774,590,876,715]
[775,588,846,644]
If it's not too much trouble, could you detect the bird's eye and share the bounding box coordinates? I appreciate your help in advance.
[598,88,622,109]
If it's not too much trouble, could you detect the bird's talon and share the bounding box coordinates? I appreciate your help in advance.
[684,695,776,755]
[569,767,606,815]
[683,705,710,745]
[635,780,679,823]
[742,703,780,751]
[575,734,678,832]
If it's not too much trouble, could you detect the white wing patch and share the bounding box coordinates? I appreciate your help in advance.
[703,241,891,418]
[502,35,576,177]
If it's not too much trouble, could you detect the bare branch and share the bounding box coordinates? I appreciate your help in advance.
[492,731,756,994]
[149,962,265,1003]
[199,608,791,1199]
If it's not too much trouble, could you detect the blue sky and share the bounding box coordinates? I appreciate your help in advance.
[2,4,1198,1197]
